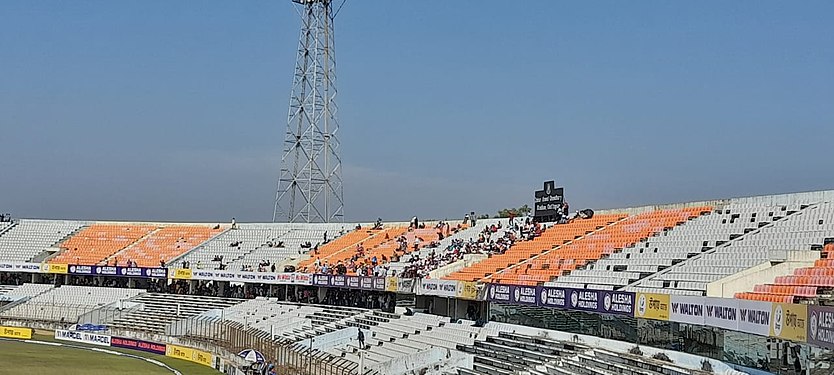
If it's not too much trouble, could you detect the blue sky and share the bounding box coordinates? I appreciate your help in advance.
[1,1,832,222]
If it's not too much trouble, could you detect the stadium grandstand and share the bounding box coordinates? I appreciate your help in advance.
[2,190,834,374]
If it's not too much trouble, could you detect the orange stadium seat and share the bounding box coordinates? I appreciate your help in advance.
[297,229,380,269]
[51,224,158,265]
[468,206,709,285]
[114,225,223,268]
[444,214,628,283]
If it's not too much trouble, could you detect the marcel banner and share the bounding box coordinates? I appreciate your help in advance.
[457,281,478,300]
[0,326,32,339]
[770,303,807,342]
[635,292,670,321]
[166,344,213,367]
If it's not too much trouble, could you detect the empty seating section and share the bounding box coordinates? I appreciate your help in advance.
[175,225,288,269]
[234,224,344,269]
[113,225,223,267]
[631,201,834,296]
[50,224,158,265]
[109,293,243,333]
[493,207,710,286]
[0,219,86,262]
[735,204,834,302]
[458,330,704,375]
[0,283,54,302]
[183,300,477,371]
[446,214,626,283]
[0,285,142,322]
[555,204,769,290]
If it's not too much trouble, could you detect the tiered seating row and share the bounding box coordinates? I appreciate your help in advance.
[0,219,86,262]
[446,214,626,283]
[0,285,143,323]
[495,207,710,285]
[51,224,158,265]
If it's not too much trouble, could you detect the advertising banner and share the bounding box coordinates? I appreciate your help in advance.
[54,329,111,347]
[373,277,386,291]
[110,336,167,355]
[331,275,347,288]
[539,287,568,309]
[347,276,361,289]
[67,265,167,279]
[275,272,312,285]
[171,268,193,280]
[510,285,539,306]
[419,279,459,298]
[599,290,635,316]
[457,281,478,300]
[568,288,603,312]
[487,284,512,303]
[314,274,331,287]
[670,295,705,326]
[635,292,670,321]
[808,305,834,350]
[360,277,373,290]
[704,297,739,331]
[737,300,772,337]
[0,261,43,273]
[42,263,68,274]
[770,303,807,342]
[397,278,415,294]
[386,277,398,292]
[166,344,214,367]
[0,326,32,339]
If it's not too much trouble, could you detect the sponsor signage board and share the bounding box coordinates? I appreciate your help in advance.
[808,305,834,350]
[635,292,670,321]
[419,279,459,298]
[0,262,43,273]
[111,336,167,355]
[737,300,773,337]
[55,329,111,347]
[704,297,739,331]
[166,344,214,367]
[0,326,32,339]
[670,295,705,326]
[771,302,807,342]
[67,265,167,279]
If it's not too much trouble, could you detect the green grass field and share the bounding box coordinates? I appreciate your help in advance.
[0,334,221,375]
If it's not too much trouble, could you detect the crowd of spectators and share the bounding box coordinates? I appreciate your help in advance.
[398,217,544,278]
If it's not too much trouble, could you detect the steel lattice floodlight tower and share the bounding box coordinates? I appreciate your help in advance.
[274,0,344,223]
